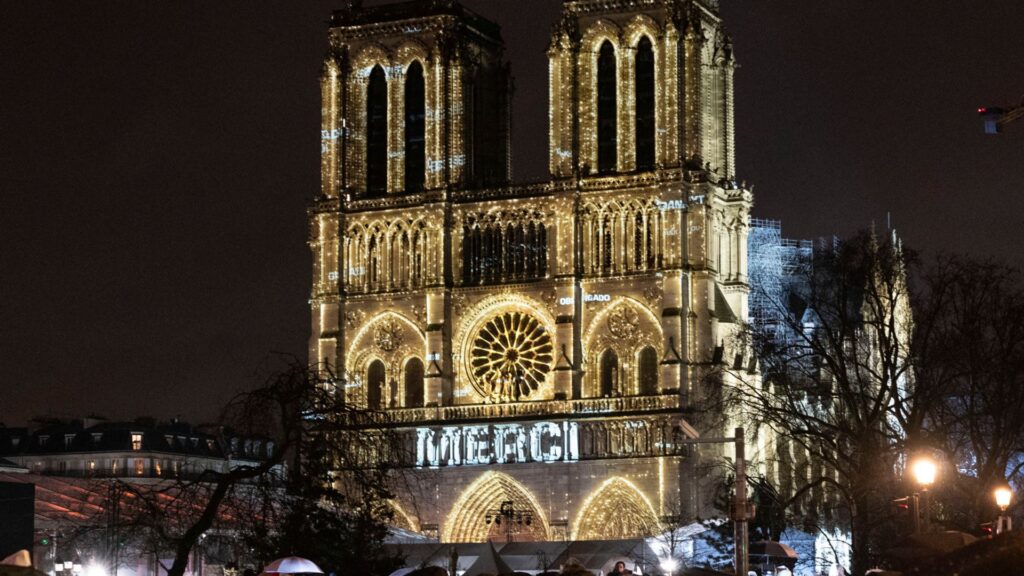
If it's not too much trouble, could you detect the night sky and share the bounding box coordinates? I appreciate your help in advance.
[2,1,1022,426]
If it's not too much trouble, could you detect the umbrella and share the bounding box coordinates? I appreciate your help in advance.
[260,557,325,575]
[0,552,31,568]
[749,540,798,572]
[748,541,798,560]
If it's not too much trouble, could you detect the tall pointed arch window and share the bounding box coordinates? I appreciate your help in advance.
[597,41,618,174]
[635,37,655,171]
[404,358,424,407]
[638,346,659,395]
[367,360,386,410]
[366,65,388,196]
[404,61,425,193]
[599,349,619,397]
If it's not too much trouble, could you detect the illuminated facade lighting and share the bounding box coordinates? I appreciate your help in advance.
[310,0,756,542]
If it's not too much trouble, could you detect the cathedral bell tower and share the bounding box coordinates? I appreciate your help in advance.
[546,0,750,411]
[548,0,735,179]
[320,0,511,199]
[310,0,512,391]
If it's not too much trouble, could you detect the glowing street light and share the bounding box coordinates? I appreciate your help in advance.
[658,557,679,575]
[84,563,108,576]
[911,456,937,533]
[995,486,1013,534]
[911,457,937,487]
[995,487,1012,510]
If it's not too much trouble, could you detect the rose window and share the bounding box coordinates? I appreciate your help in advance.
[470,312,553,402]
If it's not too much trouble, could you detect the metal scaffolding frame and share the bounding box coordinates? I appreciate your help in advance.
[748,219,813,342]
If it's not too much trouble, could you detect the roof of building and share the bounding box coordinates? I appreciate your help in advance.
[0,457,28,473]
[0,419,270,461]
[0,472,254,530]
[329,0,502,42]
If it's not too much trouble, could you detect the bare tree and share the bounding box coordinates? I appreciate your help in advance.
[916,256,1024,529]
[722,231,932,575]
[111,361,402,576]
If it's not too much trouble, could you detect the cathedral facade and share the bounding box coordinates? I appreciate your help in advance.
[308,0,754,543]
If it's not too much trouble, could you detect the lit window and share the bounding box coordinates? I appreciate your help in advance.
[134,459,145,476]
[131,433,143,451]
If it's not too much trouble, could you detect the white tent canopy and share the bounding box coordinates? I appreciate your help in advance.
[259,557,324,576]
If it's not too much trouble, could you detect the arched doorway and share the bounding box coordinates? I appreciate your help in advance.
[443,471,549,542]
[573,477,660,540]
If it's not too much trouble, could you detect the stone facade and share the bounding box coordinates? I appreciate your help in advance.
[309,0,755,542]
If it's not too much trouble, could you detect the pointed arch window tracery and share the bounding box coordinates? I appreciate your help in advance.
[366,65,388,196]
[597,40,618,174]
[404,61,426,193]
[599,349,619,397]
[404,357,424,407]
[367,359,385,410]
[460,214,548,285]
[638,345,659,395]
[635,36,656,171]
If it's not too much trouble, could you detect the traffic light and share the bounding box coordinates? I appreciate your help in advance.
[40,537,50,546]
[893,496,920,534]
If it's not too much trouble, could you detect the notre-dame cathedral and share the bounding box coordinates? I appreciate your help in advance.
[308,0,755,543]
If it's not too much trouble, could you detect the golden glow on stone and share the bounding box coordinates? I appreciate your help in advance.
[443,471,550,543]
[312,1,760,544]
[389,499,420,533]
[455,294,558,403]
[572,476,661,540]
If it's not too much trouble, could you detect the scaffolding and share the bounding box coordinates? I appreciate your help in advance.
[748,219,813,341]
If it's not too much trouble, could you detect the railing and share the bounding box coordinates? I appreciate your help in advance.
[363,393,680,426]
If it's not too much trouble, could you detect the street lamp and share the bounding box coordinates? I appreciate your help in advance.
[911,456,937,533]
[911,458,937,487]
[995,486,1013,534]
